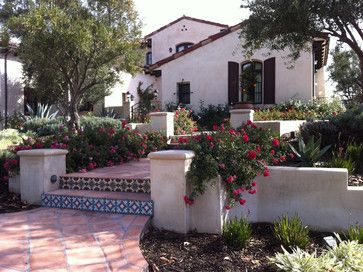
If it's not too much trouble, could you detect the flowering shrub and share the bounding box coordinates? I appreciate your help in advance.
[181,121,289,208]
[174,107,198,135]
[254,99,344,121]
[1,125,167,183]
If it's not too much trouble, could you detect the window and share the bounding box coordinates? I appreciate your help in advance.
[176,43,194,53]
[240,61,262,104]
[146,52,152,65]
[177,82,191,104]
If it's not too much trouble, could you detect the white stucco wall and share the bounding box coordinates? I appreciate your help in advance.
[158,30,314,110]
[149,18,226,64]
[0,54,24,118]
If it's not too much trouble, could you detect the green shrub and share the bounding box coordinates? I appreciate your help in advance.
[331,104,363,143]
[325,145,356,174]
[222,217,252,250]
[197,102,230,130]
[345,225,363,244]
[289,137,331,167]
[0,129,24,150]
[300,121,340,149]
[274,215,310,249]
[271,237,363,271]
[22,117,65,136]
[80,116,122,131]
[347,143,363,169]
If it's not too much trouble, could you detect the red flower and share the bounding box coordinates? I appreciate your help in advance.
[239,199,246,205]
[184,195,194,205]
[248,189,257,195]
[263,168,270,177]
[225,205,231,210]
[272,139,280,147]
[206,135,214,142]
[218,163,226,170]
[246,150,257,160]
[212,124,219,131]
[270,149,275,155]
[226,175,235,183]
[246,120,253,125]
[251,181,257,187]
[229,129,236,135]
[280,155,286,162]
[242,134,249,143]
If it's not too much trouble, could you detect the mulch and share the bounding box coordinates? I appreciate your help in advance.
[0,185,38,214]
[140,223,329,272]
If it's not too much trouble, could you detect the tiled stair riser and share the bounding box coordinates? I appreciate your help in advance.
[60,176,151,194]
[41,193,153,216]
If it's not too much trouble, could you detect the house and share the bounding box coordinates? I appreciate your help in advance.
[105,15,329,117]
[0,46,24,128]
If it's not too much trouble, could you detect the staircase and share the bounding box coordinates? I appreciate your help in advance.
[41,159,153,216]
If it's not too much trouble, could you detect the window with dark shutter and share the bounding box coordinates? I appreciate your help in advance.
[263,57,276,104]
[228,62,239,105]
[177,82,191,104]
[240,61,263,104]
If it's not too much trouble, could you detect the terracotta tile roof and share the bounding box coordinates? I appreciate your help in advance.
[145,15,228,38]
[148,22,245,70]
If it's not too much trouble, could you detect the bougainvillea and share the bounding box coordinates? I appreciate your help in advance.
[181,121,289,208]
[174,107,198,135]
[1,122,168,182]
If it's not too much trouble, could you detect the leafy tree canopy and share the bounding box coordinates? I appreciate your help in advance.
[1,0,143,127]
[241,0,363,101]
[328,45,362,105]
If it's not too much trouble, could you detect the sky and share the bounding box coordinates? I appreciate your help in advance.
[134,0,248,36]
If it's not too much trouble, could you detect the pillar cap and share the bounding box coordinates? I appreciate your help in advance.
[150,112,175,117]
[230,109,254,113]
[17,149,68,157]
[148,150,195,160]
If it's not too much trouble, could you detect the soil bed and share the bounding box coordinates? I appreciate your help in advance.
[0,185,38,213]
[141,223,329,272]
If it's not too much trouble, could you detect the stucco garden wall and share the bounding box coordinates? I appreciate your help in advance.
[159,31,314,109]
[229,166,363,232]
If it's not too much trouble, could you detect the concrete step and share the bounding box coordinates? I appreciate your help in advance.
[59,175,151,194]
[41,189,153,216]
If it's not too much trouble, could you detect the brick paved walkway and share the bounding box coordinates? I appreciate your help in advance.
[0,208,149,272]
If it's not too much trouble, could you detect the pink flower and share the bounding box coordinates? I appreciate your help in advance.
[242,134,249,143]
[248,189,257,195]
[79,168,87,173]
[270,149,275,155]
[233,189,240,196]
[107,161,114,167]
[2,176,9,182]
[280,155,286,162]
[229,129,236,135]
[272,139,280,147]
[246,120,253,125]
[239,199,246,205]
[218,163,226,170]
[263,168,270,177]
[212,124,219,131]
[206,135,214,142]
[246,150,257,160]
[225,205,231,210]
[251,181,257,187]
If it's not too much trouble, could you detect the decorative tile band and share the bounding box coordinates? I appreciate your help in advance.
[41,193,153,216]
[59,176,151,194]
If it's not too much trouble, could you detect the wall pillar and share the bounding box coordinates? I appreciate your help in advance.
[230,109,254,129]
[148,150,194,233]
[150,112,174,137]
[18,149,68,204]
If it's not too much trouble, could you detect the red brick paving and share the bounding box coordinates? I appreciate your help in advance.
[0,208,150,272]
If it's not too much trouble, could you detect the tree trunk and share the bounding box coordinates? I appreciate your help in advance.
[68,98,81,130]
[360,60,363,103]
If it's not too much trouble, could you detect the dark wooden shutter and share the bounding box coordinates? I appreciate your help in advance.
[228,62,239,105]
[263,57,276,104]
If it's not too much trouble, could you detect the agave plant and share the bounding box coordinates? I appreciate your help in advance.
[26,103,59,119]
[289,137,331,167]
